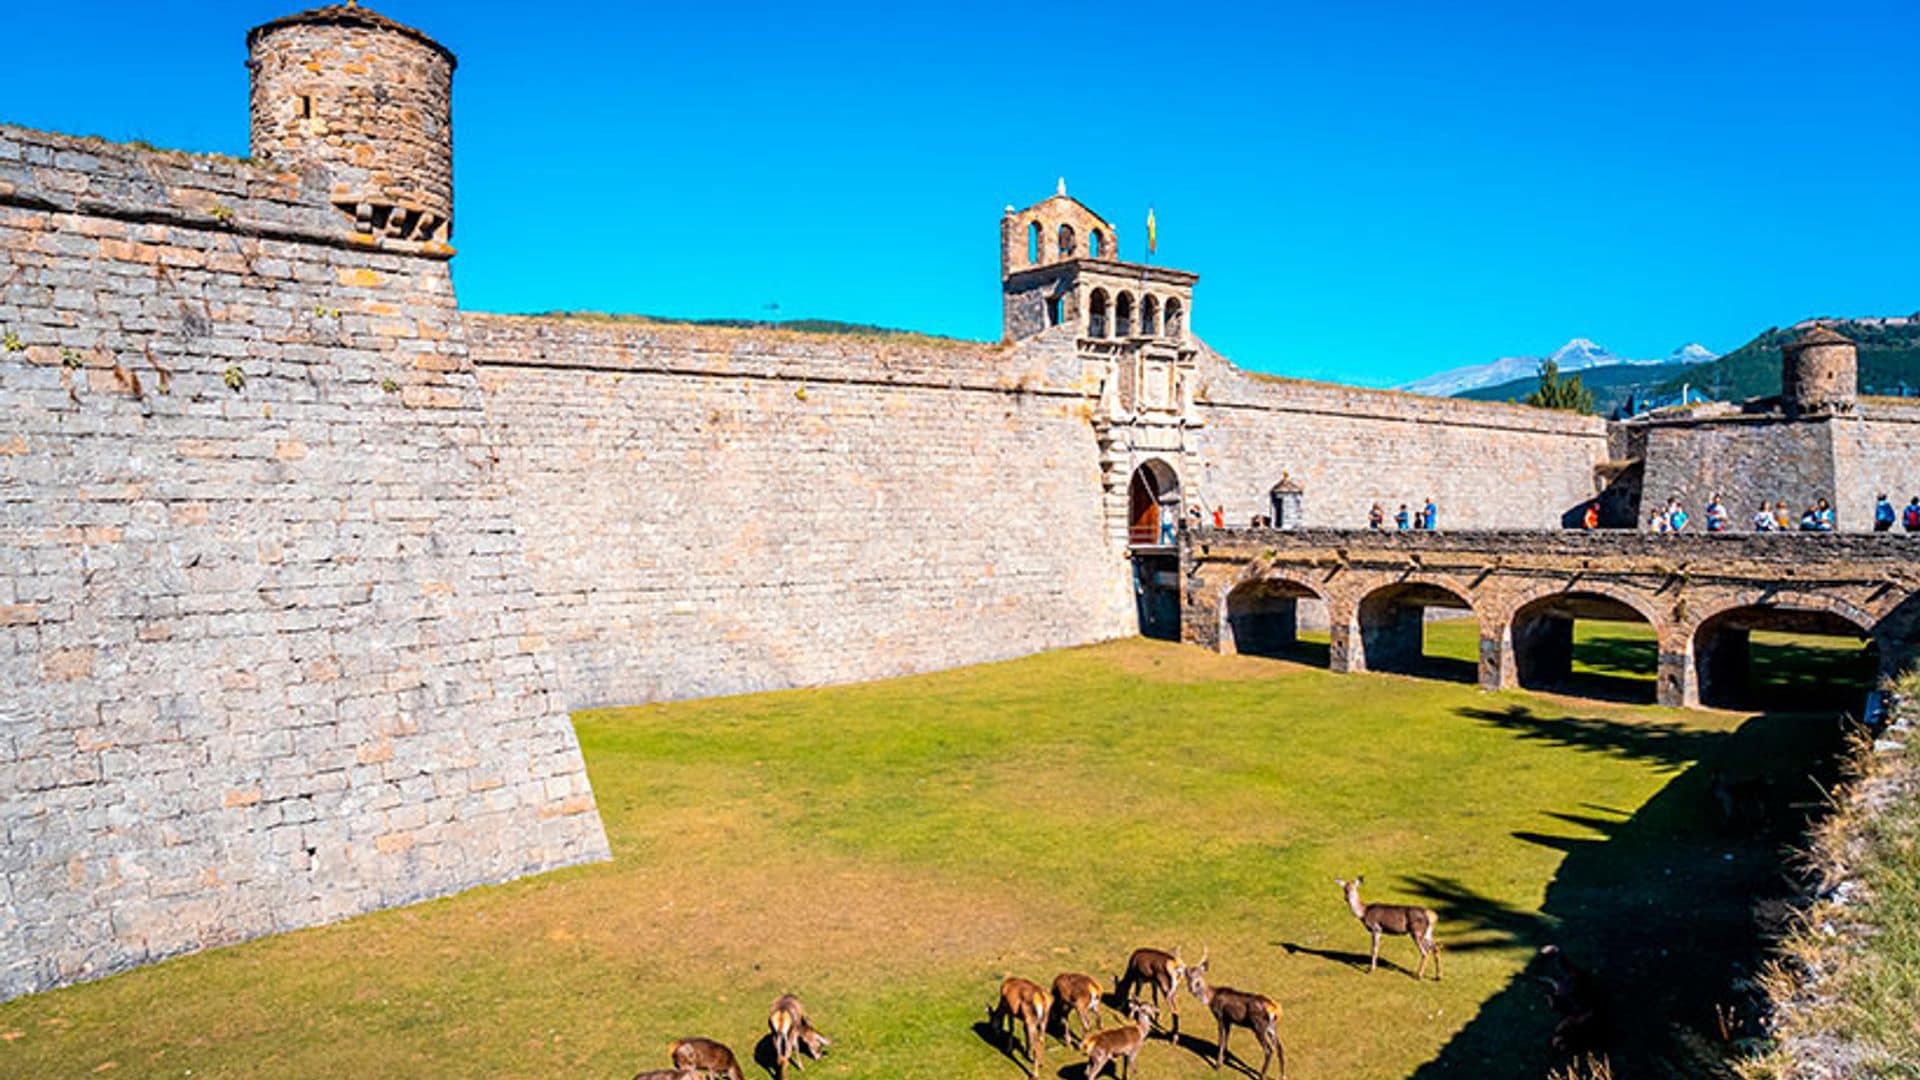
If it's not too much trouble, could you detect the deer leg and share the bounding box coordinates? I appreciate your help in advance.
[1215,1016,1230,1069]
[1432,937,1443,981]
[1412,932,1428,980]
[1258,1032,1274,1080]
[1369,929,1382,973]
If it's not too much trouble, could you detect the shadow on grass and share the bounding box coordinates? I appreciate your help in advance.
[1457,704,1721,769]
[1408,706,1855,1077]
[972,1018,1040,1077]
[1276,940,1412,977]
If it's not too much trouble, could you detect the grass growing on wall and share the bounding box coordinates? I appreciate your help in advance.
[0,632,1868,1078]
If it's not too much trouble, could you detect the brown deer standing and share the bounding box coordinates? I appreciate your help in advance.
[1049,972,1103,1043]
[768,994,831,1078]
[668,1036,745,1080]
[1183,947,1285,1079]
[1335,876,1441,980]
[988,976,1052,1078]
[1081,1001,1156,1079]
[1114,946,1185,1036]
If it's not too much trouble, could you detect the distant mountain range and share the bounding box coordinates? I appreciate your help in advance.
[1400,339,1718,398]
[1646,317,1920,402]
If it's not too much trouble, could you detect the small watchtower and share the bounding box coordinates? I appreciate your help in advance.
[1781,324,1858,418]
[247,3,457,243]
[999,181,1198,347]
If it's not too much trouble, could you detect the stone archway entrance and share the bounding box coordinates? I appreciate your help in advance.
[1128,459,1182,639]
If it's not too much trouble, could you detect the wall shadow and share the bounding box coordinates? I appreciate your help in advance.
[1408,706,1853,1077]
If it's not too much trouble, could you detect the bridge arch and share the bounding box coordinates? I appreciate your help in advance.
[1221,573,1331,665]
[1501,586,1666,703]
[1348,576,1477,682]
[1686,593,1884,710]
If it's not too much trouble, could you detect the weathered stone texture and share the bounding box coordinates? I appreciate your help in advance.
[468,314,1134,708]
[1189,347,1611,529]
[0,128,606,1000]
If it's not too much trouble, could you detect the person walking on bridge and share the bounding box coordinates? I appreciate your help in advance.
[1369,503,1385,531]
[1422,498,1438,531]
[1904,497,1920,533]
[1395,504,1410,530]
[1752,502,1776,532]
[1875,494,1896,533]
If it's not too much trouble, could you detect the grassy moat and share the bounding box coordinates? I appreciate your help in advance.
[0,625,1875,1078]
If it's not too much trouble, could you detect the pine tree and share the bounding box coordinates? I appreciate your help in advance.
[1524,359,1596,414]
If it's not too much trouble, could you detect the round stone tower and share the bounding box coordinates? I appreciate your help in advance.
[247,3,456,243]
[1780,324,1858,417]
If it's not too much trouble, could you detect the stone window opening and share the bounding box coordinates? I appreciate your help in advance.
[1142,295,1159,337]
[1057,224,1076,261]
[1165,297,1184,338]
[1091,229,1108,258]
[298,95,313,119]
[1046,296,1063,327]
[1089,289,1110,338]
[1027,220,1041,266]
[1115,292,1134,337]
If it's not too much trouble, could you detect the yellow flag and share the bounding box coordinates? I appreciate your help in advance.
[1147,207,1157,256]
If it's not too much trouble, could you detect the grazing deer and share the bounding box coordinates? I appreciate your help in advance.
[668,1037,745,1080]
[1082,1001,1156,1079]
[1115,946,1185,1035]
[1335,876,1441,980]
[988,976,1051,1078]
[1183,948,1285,1079]
[1049,972,1103,1043]
[768,994,831,1077]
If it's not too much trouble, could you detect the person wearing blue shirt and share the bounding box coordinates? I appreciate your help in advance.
[1395,504,1410,530]
[1705,494,1728,532]
[1422,498,1438,530]
[1874,494,1896,532]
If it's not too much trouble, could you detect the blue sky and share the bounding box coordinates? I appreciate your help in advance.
[5,1,1915,386]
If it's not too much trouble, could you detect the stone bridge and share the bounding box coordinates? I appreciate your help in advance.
[1178,529,1920,708]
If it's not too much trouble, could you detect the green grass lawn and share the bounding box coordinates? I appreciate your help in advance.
[0,628,1868,1078]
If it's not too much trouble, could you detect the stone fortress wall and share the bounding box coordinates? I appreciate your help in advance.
[2,2,1912,999]
[0,122,608,1000]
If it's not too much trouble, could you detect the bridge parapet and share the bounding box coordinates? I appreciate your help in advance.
[1179,528,1920,708]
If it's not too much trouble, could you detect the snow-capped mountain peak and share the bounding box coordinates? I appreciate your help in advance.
[1399,339,1718,397]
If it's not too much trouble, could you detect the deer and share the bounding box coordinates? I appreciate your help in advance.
[767,994,831,1077]
[1082,1000,1156,1079]
[988,976,1051,1078]
[1335,876,1441,981]
[1114,946,1185,1036]
[630,1071,698,1080]
[668,1037,745,1080]
[1049,971,1103,1044]
[1183,947,1285,1079]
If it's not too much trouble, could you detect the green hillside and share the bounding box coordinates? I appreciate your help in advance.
[1458,361,1693,415]
[1653,318,1920,402]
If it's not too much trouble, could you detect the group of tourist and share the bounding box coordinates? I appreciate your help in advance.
[1632,492,1912,533]
[1367,499,1439,531]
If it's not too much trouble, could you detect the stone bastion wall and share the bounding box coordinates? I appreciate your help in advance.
[1189,347,1611,529]
[0,126,609,1001]
[466,314,1135,708]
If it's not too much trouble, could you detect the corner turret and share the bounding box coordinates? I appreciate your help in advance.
[247,3,456,243]
[1781,324,1858,418]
